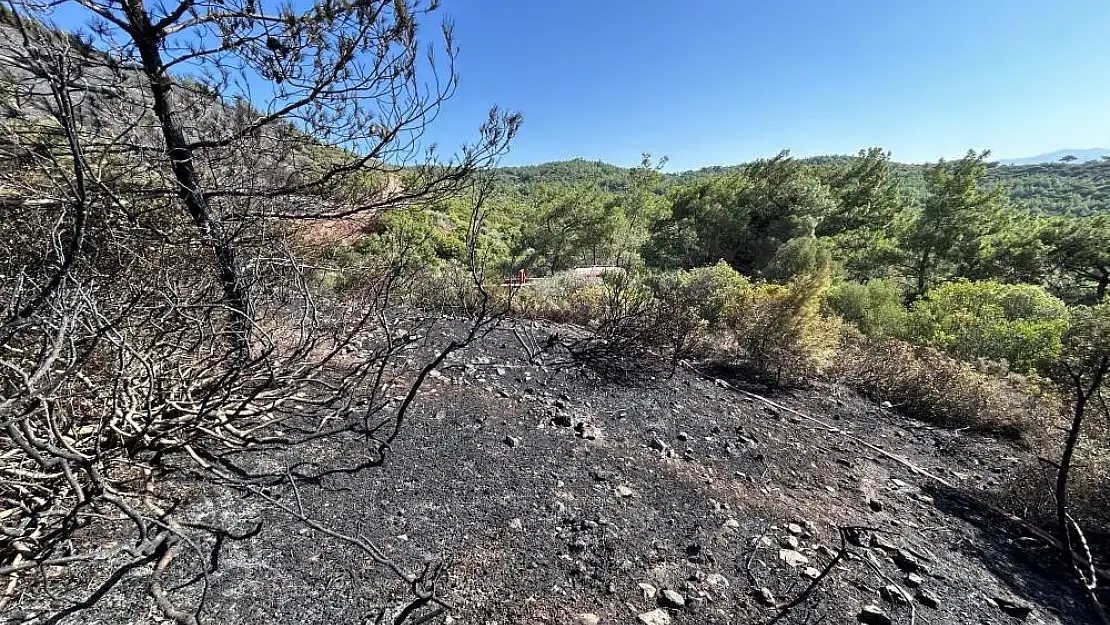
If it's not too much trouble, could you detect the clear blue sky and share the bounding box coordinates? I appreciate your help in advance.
[425,0,1110,170]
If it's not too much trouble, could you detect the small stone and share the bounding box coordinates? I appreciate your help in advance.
[857,604,892,625]
[993,597,1033,620]
[503,436,521,448]
[577,425,601,440]
[650,438,669,451]
[508,518,523,531]
[755,587,776,607]
[638,583,658,599]
[636,608,671,625]
[787,523,804,535]
[615,485,634,498]
[704,573,730,587]
[659,589,686,609]
[780,535,800,550]
[880,401,893,409]
[778,548,809,567]
[913,493,935,505]
[802,567,822,580]
[676,431,690,441]
[904,573,924,588]
[890,478,909,488]
[868,499,884,513]
[723,519,741,529]
[915,591,939,609]
[576,614,600,625]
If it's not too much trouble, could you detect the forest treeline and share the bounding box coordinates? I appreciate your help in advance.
[345,149,1109,307]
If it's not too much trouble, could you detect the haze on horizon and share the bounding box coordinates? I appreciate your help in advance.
[426,0,1110,171]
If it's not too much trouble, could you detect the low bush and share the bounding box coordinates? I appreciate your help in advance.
[825,278,908,338]
[907,280,1069,372]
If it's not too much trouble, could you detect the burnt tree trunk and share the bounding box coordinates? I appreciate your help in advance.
[122,0,252,354]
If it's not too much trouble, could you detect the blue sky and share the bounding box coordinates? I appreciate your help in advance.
[425,0,1110,170]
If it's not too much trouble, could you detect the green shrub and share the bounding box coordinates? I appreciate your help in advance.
[825,278,908,338]
[650,261,752,327]
[907,280,1069,372]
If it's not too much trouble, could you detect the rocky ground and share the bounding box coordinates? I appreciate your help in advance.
[15,317,1099,625]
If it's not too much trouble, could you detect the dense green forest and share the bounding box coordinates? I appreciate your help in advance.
[359,149,1109,310]
[493,154,1110,216]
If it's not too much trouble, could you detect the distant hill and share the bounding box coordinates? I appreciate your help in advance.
[998,148,1110,166]
[493,155,1110,216]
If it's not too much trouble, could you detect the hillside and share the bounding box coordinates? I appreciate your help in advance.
[492,156,1110,216]
[13,316,1096,624]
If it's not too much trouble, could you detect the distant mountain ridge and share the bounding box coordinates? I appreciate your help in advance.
[998,148,1110,166]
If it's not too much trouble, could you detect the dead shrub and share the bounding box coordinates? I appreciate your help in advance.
[833,334,1058,439]
[723,272,842,387]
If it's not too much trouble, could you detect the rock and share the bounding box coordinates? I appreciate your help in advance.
[637,608,671,625]
[576,424,601,440]
[778,548,809,567]
[723,518,741,530]
[868,534,896,551]
[904,572,924,588]
[676,431,690,441]
[508,518,523,530]
[868,499,884,512]
[912,492,935,505]
[755,587,776,607]
[615,485,634,498]
[880,584,908,604]
[704,573,730,588]
[992,596,1033,620]
[844,527,869,547]
[502,436,521,448]
[802,567,821,579]
[650,438,669,452]
[780,535,800,550]
[787,523,805,535]
[891,549,920,574]
[659,589,686,609]
[857,605,892,625]
[590,469,614,482]
[880,400,893,409]
[638,583,658,599]
[576,615,600,625]
[915,591,939,609]
[890,478,909,488]
[552,413,573,427]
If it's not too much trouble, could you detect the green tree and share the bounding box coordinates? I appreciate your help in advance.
[819,147,905,280]
[1040,215,1110,303]
[902,150,1009,296]
[644,151,834,275]
[609,153,668,267]
[516,184,619,274]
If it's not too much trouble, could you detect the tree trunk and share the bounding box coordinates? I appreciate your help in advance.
[1097,268,1108,303]
[123,0,252,354]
